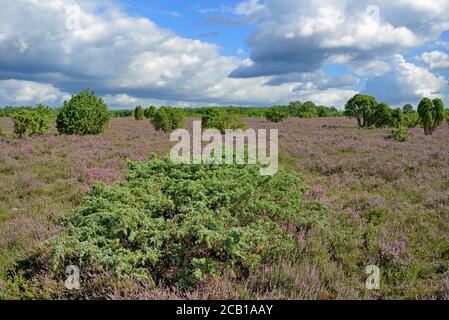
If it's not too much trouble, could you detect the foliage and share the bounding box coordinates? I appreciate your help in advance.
[145,106,157,119]
[344,94,378,128]
[265,106,289,123]
[417,97,445,135]
[12,105,51,138]
[390,108,404,128]
[386,125,409,142]
[56,89,110,135]
[402,104,414,114]
[134,106,145,121]
[202,108,247,133]
[16,156,325,293]
[110,110,133,118]
[367,102,392,128]
[151,107,185,133]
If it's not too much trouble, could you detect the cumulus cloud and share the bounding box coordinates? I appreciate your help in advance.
[230,0,448,78]
[0,0,447,108]
[364,55,447,105]
[0,0,305,107]
[235,0,265,16]
[0,80,69,105]
[416,51,449,70]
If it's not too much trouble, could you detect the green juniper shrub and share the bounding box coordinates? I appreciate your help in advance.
[8,155,326,297]
[12,106,51,138]
[151,107,185,132]
[386,125,409,142]
[144,106,157,119]
[202,107,247,133]
[134,106,145,121]
[417,97,445,135]
[265,106,289,123]
[367,102,392,128]
[56,89,110,135]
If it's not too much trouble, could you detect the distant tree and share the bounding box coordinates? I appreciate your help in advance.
[344,94,378,128]
[390,108,404,128]
[202,107,247,133]
[368,102,392,128]
[288,101,303,116]
[144,106,157,119]
[417,97,445,135]
[298,101,318,118]
[134,106,145,120]
[432,98,446,128]
[402,104,414,114]
[265,106,289,123]
[151,107,185,133]
[56,89,110,135]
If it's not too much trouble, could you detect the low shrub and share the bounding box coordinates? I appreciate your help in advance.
[9,156,326,297]
[386,126,409,142]
[56,89,110,135]
[12,106,51,138]
[265,107,289,123]
[134,106,145,121]
[151,107,185,132]
[202,108,247,133]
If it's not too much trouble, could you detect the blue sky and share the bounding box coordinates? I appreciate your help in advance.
[0,0,448,109]
[122,0,253,57]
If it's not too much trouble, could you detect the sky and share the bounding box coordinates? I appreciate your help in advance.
[0,0,448,109]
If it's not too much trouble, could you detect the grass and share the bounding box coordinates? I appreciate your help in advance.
[0,116,448,299]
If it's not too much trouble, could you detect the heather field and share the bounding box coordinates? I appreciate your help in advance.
[0,116,448,299]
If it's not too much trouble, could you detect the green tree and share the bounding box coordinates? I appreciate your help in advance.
[432,98,445,128]
[344,94,378,128]
[418,97,445,135]
[151,107,185,133]
[390,108,404,128]
[202,107,247,133]
[368,102,392,128]
[402,104,414,114]
[144,106,157,119]
[298,101,318,118]
[56,89,110,135]
[134,106,145,120]
[265,106,289,122]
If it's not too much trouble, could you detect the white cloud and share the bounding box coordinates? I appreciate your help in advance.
[0,80,69,105]
[0,0,447,108]
[365,55,447,105]
[416,51,449,70]
[235,0,265,16]
[230,0,449,78]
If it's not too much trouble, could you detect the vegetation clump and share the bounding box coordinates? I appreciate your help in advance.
[134,106,145,121]
[202,108,247,133]
[151,107,185,133]
[56,89,110,135]
[12,104,52,138]
[144,106,157,119]
[9,156,325,297]
[418,97,445,135]
[265,106,289,123]
[386,125,409,142]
